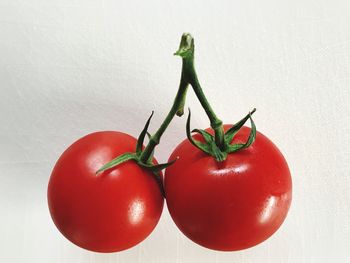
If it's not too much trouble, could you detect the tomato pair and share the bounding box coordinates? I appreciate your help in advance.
[47,33,292,253]
[47,126,291,252]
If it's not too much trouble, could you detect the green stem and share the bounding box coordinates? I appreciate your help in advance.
[139,73,188,163]
[176,33,226,150]
[98,33,254,172]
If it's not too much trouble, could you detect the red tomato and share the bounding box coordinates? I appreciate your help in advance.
[164,125,292,251]
[48,131,164,252]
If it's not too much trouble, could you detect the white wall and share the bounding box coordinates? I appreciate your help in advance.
[1,0,349,262]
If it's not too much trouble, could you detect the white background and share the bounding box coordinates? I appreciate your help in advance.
[1,0,350,262]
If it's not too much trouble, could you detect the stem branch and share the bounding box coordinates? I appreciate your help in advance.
[177,34,226,150]
[140,33,226,162]
[139,74,188,163]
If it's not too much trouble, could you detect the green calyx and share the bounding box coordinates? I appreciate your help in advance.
[96,112,177,175]
[186,108,257,162]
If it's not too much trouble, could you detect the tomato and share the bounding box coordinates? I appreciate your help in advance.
[47,131,164,252]
[164,125,292,251]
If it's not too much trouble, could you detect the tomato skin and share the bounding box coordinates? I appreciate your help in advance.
[48,131,164,253]
[164,125,292,251]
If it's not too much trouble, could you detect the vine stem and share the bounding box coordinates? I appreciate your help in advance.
[176,33,226,151]
[139,71,188,163]
[140,33,225,162]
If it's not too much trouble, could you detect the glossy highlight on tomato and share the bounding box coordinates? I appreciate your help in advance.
[48,131,164,252]
[165,125,292,251]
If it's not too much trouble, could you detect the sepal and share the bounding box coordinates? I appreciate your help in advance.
[136,111,154,155]
[226,111,256,153]
[138,157,179,173]
[186,109,212,155]
[224,108,256,145]
[96,153,137,174]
